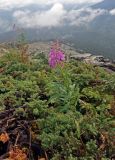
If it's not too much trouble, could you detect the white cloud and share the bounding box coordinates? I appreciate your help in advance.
[67,8,107,26]
[12,5,107,29]
[0,0,33,10]
[0,0,104,10]
[13,3,66,28]
[110,9,115,15]
[0,0,106,32]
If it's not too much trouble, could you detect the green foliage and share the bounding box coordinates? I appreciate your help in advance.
[17,32,27,46]
[46,65,80,113]
[0,51,114,159]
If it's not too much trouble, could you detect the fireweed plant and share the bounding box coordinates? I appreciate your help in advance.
[0,42,114,160]
[49,41,65,68]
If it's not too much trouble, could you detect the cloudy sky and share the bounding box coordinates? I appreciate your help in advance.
[0,0,114,33]
[0,0,104,10]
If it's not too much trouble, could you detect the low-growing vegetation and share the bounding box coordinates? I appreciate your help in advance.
[0,46,115,160]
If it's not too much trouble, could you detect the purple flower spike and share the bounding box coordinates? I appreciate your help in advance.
[49,41,65,68]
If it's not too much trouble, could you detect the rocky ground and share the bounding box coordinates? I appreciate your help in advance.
[0,41,115,72]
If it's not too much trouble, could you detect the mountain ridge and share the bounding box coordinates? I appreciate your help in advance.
[92,0,115,10]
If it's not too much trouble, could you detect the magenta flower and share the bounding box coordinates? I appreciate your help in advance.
[49,41,65,68]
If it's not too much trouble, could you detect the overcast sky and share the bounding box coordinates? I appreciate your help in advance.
[0,0,104,10]
[0,0,114,33]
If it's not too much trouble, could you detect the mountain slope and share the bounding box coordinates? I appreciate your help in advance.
[92,0,115,10]
[0,0,115,59]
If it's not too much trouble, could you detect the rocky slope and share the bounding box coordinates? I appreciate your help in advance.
[0,41,115,72]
